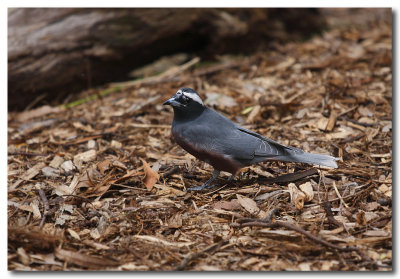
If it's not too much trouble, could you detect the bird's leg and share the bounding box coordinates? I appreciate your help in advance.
[228,174,235,182]
[187,169,220,191]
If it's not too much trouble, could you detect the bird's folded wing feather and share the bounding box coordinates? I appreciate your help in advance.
[236,126,305,157]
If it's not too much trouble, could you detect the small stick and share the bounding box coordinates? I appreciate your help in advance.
[161,166,180,179]
[340,117,377,127]
[322,201,343,228]
[234,220,356,252]
[274,221,356,252]
[8,151,49,157]
[261,168,318,184]
[317,170,323,203]
[332,181,349,208]
[38,189,49,212]
[38,188,51,229]
[233,208,358,253]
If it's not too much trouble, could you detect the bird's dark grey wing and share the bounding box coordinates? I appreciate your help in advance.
[236,126,338,168]
[236,126,305,156]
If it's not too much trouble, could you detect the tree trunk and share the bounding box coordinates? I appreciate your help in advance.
[8,8,325,110]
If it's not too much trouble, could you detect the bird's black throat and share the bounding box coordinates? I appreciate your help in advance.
[172,102,206,123]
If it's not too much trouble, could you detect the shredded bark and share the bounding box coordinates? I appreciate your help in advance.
[8,9,391,271]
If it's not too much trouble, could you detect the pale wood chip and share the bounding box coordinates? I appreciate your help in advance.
[299,181,314,202]
[49,155,64,168]
[10,162,46,190]
[133,235,194,247]
[54,248,118,268]
[73,149,97,165]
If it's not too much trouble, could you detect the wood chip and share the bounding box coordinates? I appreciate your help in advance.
[288,183,306,210]
[133,235,194,248]
[67,228,81,240]
[54,248,118,268]
[49,155,64,168]
[10,162,46,190]
[325,110,337,132]
[42,166,61,178]
[61,160,75,172]
[73,150,97,165]
[299,181,314,202]
[16,105,63,122]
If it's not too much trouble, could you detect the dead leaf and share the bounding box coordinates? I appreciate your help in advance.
[153,184,186,196]
[97,159,112,175]
[167,214,183,229]
[140,158,160,191]
[112,160,127,170]
[212,199,241,211]
[236,194,259,215]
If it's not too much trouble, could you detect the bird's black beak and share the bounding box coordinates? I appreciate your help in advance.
[163,98,173,106]
[163,96,181,107]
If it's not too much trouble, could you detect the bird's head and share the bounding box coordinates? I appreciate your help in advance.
[163,88,204,109]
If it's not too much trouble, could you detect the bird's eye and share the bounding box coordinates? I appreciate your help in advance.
[181,95,190,104]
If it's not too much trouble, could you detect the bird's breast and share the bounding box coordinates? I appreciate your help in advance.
[171,129,242,174]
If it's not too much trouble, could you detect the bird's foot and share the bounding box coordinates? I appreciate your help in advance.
[186,169,220,191]
[186,183,217,191]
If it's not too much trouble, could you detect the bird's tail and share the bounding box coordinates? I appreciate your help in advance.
[279,151,339,168]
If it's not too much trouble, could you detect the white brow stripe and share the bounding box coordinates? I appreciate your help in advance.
[183,92,203,105]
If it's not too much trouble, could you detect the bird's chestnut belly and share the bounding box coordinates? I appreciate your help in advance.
[172,131,242,174]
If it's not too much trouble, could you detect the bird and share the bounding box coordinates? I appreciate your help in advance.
[163,87,339,191]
